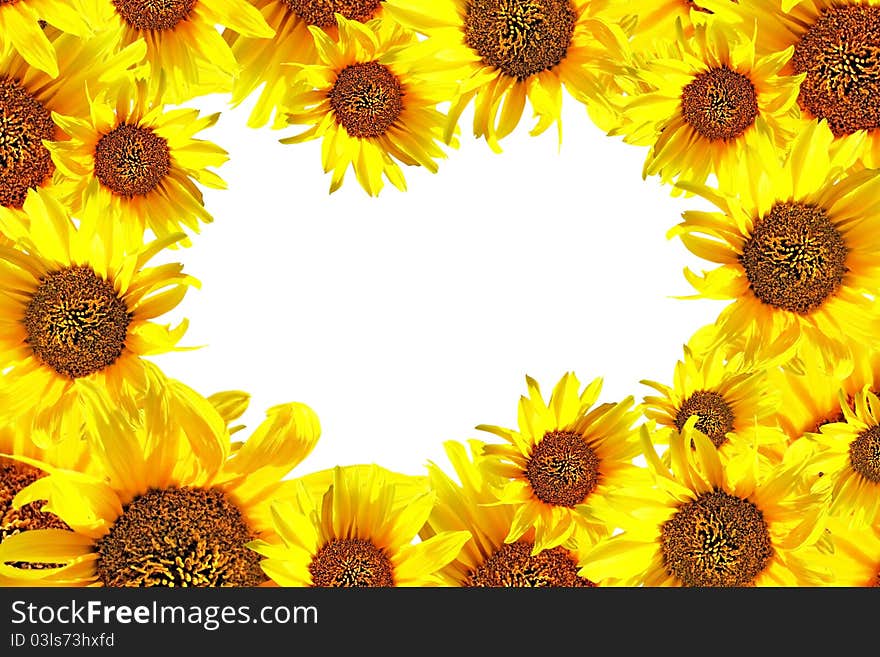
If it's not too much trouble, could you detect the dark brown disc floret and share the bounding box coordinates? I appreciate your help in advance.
[23,266,131,379]
[0,76,56,209]
[466,540,596,587]
[661,488,773,587]
[93,123,171,197]
[283,0,384,28]
[525,430,600,508]
[680,66,758,141]
[464,0,577,80]
[849,425,880,483]
[739,201,848,315]
[112,0,198,31]
[96,486,266,587]
[328,61,404,138]
[309,537,395,587]
[674,390,736,448]
[793,5,880,136]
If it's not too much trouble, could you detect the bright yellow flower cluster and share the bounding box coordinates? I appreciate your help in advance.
[1,0,880,588]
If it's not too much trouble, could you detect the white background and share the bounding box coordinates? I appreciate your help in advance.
[151,90,726,478]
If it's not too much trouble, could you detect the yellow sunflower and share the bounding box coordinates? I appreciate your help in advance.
[249,464,470,587]
[579,421,832,586]
[383,0,631,152]
[46,80,228,249]
[0,188,196,442]
[615,18,804,191]
[423,439,607,586]
[641,339,788,460]
[0,29,146,218]
[224,0,392,129]
[476,372,646,553]
[82,0,275,103]
[670,120,880,370]
[0,379,322,586]
[0,0,93,76]
[821,514,880,586]
[723,0,880,168]
[281,15,456,196]
[808,386,880,528]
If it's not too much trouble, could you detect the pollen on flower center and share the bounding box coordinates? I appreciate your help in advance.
[661,488,773,587]
[1,457,70,569]
[850,425,880,483]
[525,430,600,508]
[0,76,56,209]
[793,5,880,136]
[674,390,735,447]
[680,66,758,141]
[283,0,384,28]
[23,266,131,380]
[740,201,848,315]
[466,541,596,587]
[464,0,577,80]
[112,0,198,31]
[96,487,266,587]
[328,61,404,139]
[93,123,171,197]
[309,537,395,587]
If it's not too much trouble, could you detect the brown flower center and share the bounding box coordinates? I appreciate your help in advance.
[661,489,773,587]
[680,67,758,141]
[283,0,383,28]
[464,0,576,80]
[93,123,171,197]
[1,457,70,570]
[112,0,198,31]
[850,425,880,483]
[793,6,880,136]
[0,76,56,209]
[328,61,403,139]
[96,487,265,587]
[466,540,596,586]
[309,537,394,587]
[674,390,735,447]
[525,430,600,508]
[23,266,131,379]
[740,201,848,315]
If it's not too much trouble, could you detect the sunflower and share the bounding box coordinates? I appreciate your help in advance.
[0,379,322,586]
[280,15,455,196]
[641,338,788,463]
[383,0,632,152]
[614,18,804,192]
[46,79,228,249]
[82,0,275,103]
[224,0,392,129]
[578,421,832,586]
[249,464,470,587]
[807,385,880,528]
[722,0,880,168]
[476,372,646,553]
[0,0,93,76]
[0,188,197,442]
[670,120,880,370]
[422,439,607,586]
[821,514,880,586]
[0,29,146,219]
